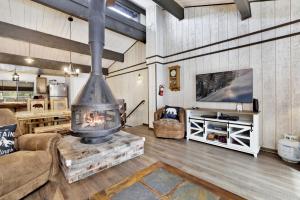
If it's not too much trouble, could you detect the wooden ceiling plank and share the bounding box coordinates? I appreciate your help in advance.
[0,52,109,75]
[0,21,124,62]
[31,0,146,42]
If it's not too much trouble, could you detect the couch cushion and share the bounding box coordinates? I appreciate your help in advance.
[0,151,51,197]
[161,106,180,120]
[0,124,17,156]
[0,109,22,150]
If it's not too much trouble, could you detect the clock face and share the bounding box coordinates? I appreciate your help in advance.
[170,69,177,77]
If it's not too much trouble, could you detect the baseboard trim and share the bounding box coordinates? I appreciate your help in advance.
[261,147,277,154]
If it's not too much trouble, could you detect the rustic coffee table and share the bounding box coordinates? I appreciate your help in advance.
[57,130,145,183]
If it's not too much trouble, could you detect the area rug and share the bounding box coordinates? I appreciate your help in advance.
[91,162,245,200]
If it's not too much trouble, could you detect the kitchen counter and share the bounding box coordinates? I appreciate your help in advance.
[0,102,27,111]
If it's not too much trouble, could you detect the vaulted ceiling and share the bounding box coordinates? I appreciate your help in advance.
[0,0,247,75]
[0,0,140,73]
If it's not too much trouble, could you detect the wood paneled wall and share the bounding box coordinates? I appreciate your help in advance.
[68,73,89,105]
[107,42,148,126]
[146,0,300,149]
[109,42,146,72]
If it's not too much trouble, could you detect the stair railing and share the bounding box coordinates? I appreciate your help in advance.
[126,100,146,119]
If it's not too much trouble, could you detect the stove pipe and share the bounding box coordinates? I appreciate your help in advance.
[89,0,104,76]
[71,0,121,144]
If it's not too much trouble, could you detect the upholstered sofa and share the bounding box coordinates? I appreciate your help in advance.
[0,109,61,200]
[153,107,185,139]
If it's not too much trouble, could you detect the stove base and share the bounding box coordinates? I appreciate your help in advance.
[80,135,112,144]
[70,125,121,144]
[58,130,145,183]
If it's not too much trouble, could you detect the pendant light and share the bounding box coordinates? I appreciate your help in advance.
[12,67,20,82]
[64,16,80,77]
[24,42,34,64]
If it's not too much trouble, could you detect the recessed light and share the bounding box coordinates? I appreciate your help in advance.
[64,67,69,73]
[24,57,34,64]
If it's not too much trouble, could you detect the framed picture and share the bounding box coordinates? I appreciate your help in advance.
[50,98,68,111]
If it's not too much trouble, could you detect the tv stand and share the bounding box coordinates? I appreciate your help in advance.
[186,108,260,157]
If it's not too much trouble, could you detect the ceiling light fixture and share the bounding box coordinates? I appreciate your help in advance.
[64,16,80,77]
[24,42,34,64]
[12,67,20,82]
[25,57,34,64]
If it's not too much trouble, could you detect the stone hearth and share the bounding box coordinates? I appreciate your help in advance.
[57,131,145,183]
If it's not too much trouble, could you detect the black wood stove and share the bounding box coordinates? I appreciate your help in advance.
[71,0,121,144]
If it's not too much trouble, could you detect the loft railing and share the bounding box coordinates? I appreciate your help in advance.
[126,100,145,119]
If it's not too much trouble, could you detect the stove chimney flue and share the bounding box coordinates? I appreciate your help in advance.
[89,0,105,75]
[71,0,121,144]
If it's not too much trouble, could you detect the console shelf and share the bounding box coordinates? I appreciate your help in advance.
[186,108,260,157]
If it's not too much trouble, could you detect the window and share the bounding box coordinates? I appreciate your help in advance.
[0,80,34,102]
[108,2,140,22]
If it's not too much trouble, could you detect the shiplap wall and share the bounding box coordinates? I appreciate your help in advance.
[107,42,148,126]
[147,0,300,149]
[146,5,166,128]
[109,42,146,72]
[67,73,89,105]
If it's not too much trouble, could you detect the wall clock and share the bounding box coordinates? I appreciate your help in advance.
[169,65,180,91]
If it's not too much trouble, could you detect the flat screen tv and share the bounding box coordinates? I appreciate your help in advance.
[196,69,253,103]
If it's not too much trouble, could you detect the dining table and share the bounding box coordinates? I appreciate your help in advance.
[15,110,71,134]
[0,102,27,112]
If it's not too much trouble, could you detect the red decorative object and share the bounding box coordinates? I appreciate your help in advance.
[159,85,164,96]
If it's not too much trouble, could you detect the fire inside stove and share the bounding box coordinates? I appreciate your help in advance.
[82,111,111,128]
[74,109,119,130]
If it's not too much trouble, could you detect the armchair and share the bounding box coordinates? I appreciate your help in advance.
[153,107,185,139]
[0,109,61,200]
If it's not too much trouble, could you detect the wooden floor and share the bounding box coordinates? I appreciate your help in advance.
[24,125,300,200]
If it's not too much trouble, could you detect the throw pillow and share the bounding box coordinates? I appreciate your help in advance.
[162,106,180,120]
[0,124,17,156]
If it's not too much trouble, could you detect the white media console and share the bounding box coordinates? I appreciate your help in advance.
[186,108,260,157]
